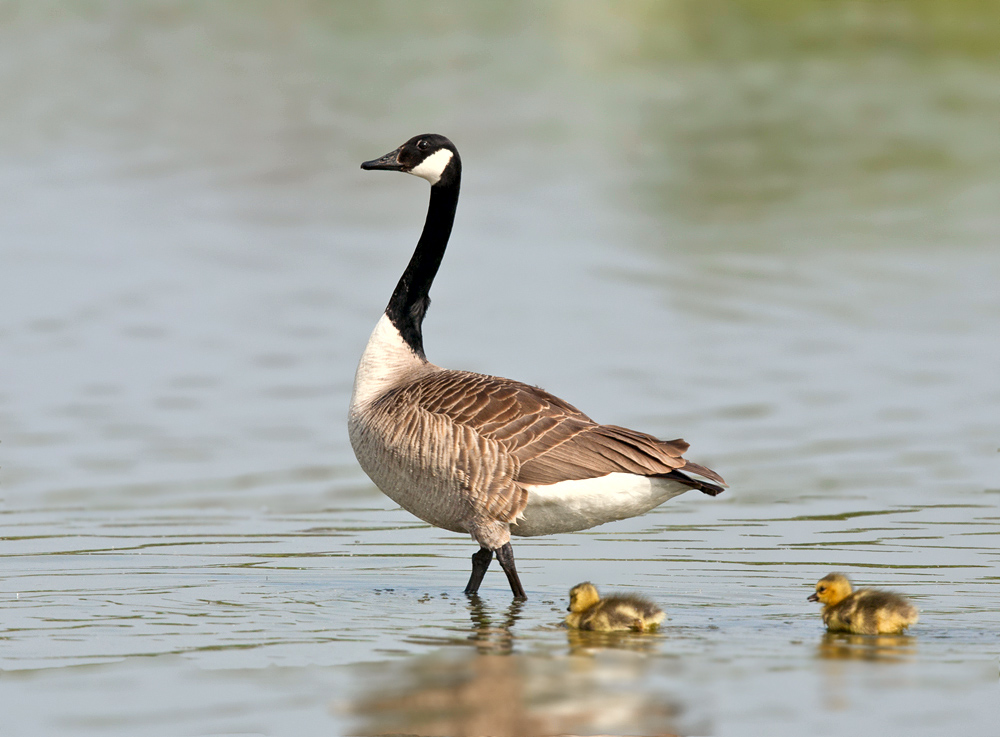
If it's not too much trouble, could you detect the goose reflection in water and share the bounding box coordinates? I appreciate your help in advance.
[466,594,524,655]
[344,598,692,736]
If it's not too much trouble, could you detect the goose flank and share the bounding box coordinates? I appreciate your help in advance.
[349,134,726,600]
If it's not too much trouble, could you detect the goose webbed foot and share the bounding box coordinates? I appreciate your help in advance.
[464,547,493,596]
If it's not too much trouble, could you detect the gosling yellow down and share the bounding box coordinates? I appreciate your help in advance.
[565,582,665,632]
[809,573,918,635]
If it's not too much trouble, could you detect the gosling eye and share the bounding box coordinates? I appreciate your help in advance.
[416,139,429,151]
[817,586,826,593]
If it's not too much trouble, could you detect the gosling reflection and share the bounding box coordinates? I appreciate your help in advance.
[466,593,524,655]
[815,631,918,712]
[565,627,665,656]
[815,631,918,662]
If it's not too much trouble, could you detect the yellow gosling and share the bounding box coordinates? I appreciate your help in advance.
[565,582,665,632]
[809,573,918,635]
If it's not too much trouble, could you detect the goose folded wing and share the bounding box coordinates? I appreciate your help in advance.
[396,370,726,493]
[369,388,529,530]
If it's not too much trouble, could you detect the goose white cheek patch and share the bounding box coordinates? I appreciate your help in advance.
[408,148,454,185]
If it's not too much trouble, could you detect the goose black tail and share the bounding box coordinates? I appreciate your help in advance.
[659,469,726,497]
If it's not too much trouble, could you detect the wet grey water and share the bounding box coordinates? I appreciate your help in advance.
[2,3,998,736]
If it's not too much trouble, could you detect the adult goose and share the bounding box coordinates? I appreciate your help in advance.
[349,134,726,600]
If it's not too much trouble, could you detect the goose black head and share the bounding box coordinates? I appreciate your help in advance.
[361,134,460,187]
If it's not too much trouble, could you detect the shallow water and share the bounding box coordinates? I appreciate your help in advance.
[2,2,999,736]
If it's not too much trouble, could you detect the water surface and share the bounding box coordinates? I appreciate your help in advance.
[2,2,998,736]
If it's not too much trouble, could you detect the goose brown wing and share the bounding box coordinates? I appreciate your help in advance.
[367,375,529,533]
[393,370,726,491]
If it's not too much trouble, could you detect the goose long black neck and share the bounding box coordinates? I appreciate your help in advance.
[385,172,460,358]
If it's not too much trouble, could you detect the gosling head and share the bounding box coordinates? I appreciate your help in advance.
[567,582,601,613]
[808,572,854,606]
[360,133,461,187]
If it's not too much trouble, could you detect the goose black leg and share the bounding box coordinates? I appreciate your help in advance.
[464,547,493,595]
[495,542,527,600]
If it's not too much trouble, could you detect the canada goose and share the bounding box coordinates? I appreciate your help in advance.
[565,582,665,632]
[349,134,726,600]
[808,573,919,635]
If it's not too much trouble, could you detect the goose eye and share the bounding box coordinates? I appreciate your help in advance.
[417,139,429,151]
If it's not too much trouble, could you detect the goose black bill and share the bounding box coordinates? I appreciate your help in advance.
[361,147,404,171]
